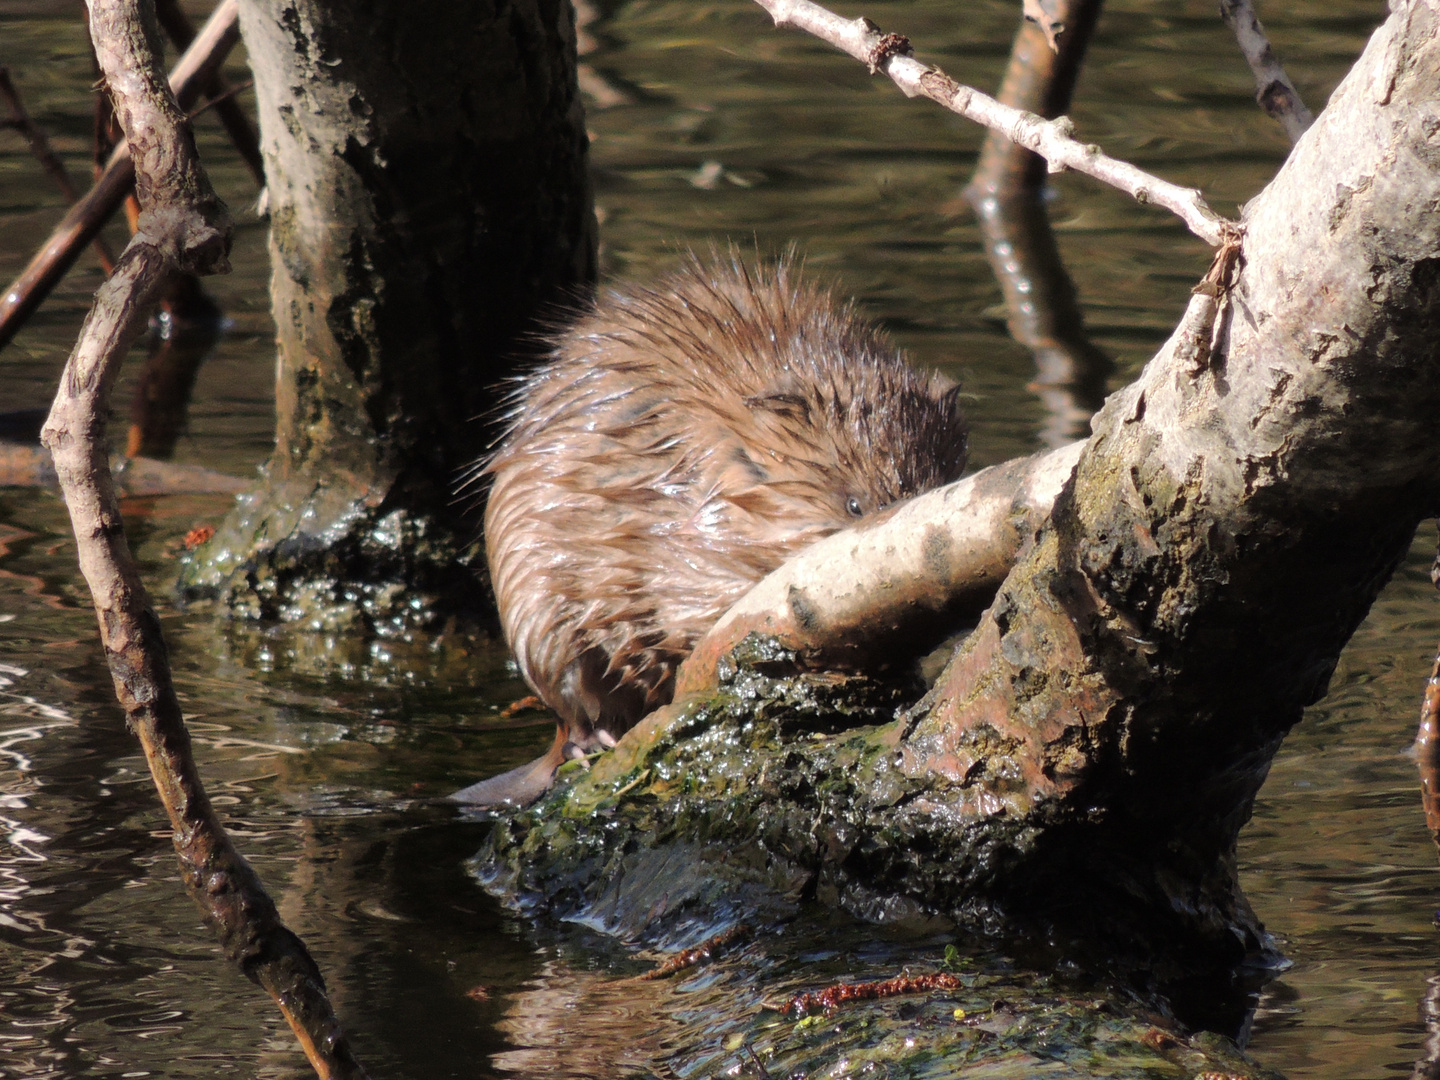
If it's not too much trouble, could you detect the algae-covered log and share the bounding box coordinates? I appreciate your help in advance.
[481,1,1440,1015]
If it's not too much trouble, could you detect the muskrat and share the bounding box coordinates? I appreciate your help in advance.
[452,252,969,806]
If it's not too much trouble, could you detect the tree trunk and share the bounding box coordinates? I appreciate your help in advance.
[479,0,1440,1015]
[181,0,596,629]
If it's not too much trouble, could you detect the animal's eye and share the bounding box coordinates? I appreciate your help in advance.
[846,496,864,517]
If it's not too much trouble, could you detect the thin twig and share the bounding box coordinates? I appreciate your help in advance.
[0,66,118,272]
[40,1,367,1077]
[1219,0,1313,144]
[744,1044,773,1079]
[187,77,255,120]
[0,0,241,352]
[753,0,1238,246]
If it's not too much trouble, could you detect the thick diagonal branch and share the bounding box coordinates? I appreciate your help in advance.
[676,442,1083,696]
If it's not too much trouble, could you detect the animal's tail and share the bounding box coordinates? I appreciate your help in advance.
[448,726,572,807]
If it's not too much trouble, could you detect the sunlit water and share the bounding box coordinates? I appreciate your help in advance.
[0,0,1428,1077]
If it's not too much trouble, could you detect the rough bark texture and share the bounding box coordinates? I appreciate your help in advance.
[181,0,596,631]
[906,0,1440,954]
[480,2,1440,1010]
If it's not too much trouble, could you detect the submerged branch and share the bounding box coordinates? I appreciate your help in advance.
[0,439,247,495]
[752,0,1237,246]
[40,1,366,1077]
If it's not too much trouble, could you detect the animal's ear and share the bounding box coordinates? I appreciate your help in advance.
[940,382,965,413]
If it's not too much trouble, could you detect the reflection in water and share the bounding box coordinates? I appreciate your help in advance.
[125,314,223,460]
[494,960,676,1078]
[969,191,1112,445]
[965,0,1112,446]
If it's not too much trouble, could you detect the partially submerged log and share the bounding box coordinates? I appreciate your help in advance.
[479,0,1440,1017]
[0,438,248,495]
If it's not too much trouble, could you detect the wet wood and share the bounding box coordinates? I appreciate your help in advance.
[40,1,367,1077]
[0,440,247,495]
[489,2,1440,1013]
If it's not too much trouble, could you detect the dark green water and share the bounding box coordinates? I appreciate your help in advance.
[1,0,1432,1076]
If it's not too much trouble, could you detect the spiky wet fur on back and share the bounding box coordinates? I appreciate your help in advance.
[484,252,969,750]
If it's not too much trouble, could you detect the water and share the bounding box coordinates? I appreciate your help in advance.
[0,0,1429,1076]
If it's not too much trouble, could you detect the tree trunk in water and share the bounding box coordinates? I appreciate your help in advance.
[182,0,596,629]
[479,2,1440,1016]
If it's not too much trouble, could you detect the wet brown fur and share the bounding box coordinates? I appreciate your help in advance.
[452,253,968,806]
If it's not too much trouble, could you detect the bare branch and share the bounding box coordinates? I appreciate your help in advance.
[0,66,119,271]
[675,442,1084,696]
[754,0,1238,246]
[1220,0,1313,144]
[39,0,367,1077]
